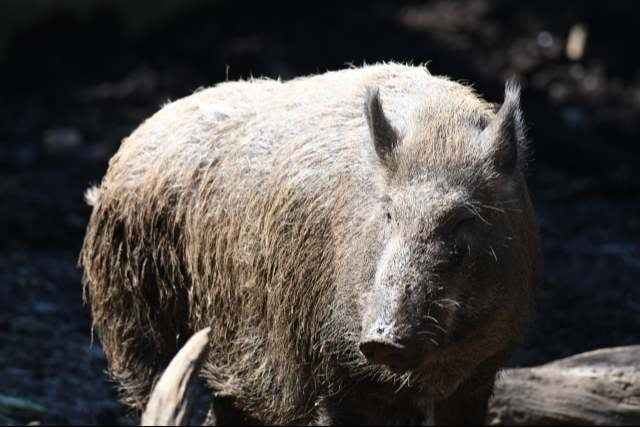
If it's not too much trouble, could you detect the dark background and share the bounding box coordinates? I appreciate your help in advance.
[1,0,639,424]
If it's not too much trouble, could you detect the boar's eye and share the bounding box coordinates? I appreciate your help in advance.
[452,216,475,236]
[385,210,392,223]
[450,214,476,261]
[444,209,476,235]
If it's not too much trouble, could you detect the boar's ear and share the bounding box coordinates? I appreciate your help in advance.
[365,87,399,167]
[480,81,526,174]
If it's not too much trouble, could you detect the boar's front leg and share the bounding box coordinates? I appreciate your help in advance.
[310,391,428,425]
[434,353,506,426]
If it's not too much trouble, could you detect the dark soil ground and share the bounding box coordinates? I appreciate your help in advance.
[1,0,639,424]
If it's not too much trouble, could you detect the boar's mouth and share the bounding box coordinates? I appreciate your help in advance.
[359,332,442,375]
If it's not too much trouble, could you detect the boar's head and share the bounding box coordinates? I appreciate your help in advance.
[357,83,537,399]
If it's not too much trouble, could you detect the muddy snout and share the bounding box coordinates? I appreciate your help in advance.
[359,337,409,371]
[359,322,419,372]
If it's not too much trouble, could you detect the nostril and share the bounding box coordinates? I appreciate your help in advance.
[359,339,406,367]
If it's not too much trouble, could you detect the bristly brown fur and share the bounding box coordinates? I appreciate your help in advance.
[80,63,541,425]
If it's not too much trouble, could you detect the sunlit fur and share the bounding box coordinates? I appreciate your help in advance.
[80,63,541,425]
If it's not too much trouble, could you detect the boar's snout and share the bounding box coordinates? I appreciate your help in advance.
[359,320,418,372]
[359,337,409,371]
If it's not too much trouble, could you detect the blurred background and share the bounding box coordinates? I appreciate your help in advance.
[0,0,639,424]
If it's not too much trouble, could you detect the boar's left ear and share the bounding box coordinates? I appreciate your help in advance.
[480,81,526,174]
[365,87,399,167]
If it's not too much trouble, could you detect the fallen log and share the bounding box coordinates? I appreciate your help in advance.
[488,346,640,426]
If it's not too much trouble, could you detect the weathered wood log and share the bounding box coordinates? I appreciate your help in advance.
[141,327,211,426]
[488,346,640,426]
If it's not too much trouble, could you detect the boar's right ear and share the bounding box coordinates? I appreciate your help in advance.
[480,81,526,175]
[365,87,399,168]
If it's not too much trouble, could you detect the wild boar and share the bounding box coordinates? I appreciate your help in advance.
[80,62,541,425]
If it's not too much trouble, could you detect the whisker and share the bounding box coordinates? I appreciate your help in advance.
[395,373,412,392]
[487,246,498,262]
[477,203,506,213]
[433,298,461,309]
[427,322,446,334]
[464,202,491,225]
[424,315,440,324]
